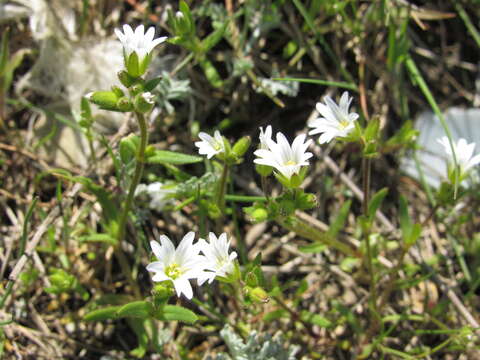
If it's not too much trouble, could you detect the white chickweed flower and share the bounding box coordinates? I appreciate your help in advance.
[146,232,207,299]
[254,131,313,179]
[197,233,237,285]
[142,92,155,104]
[437,137,480,177]
[308,91,359,144]
[115,24,167,63]
[195,130,225,159]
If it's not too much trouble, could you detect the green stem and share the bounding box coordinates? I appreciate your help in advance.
[117,111,148,245]
[362,156,380,341]
[215,161,229,233]
[275,215,357,257]
[115,111,148,298]
[216,162,229,213]
[362,157,375,298]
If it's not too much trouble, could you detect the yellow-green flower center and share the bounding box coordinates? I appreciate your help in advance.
[339,119,350,130]
[284,160,296,166]
[213,142,222,151]
[165,263,182,279]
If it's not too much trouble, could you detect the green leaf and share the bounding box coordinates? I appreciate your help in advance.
[83,306,121,321]
[263,309,288,322]
[4,48,29,91]
[0,28,9,75]
[399,195,411,238]
[198,57,223,88]
[368,187,388,221]
[298,242,327,253]
[161,305,198,324]
[300,311,332,328]
[147,150,203,165]
[179,0,195,35]
[407,223,422,247]
[272,77,357,91]
[78,233,117,245]
[201,21,229,54]
[327,200,351,237]
[144,77,163,92]
[117,301,154,319]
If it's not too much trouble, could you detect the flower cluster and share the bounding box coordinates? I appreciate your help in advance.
[193,92,360,187]
[146,232,237,299]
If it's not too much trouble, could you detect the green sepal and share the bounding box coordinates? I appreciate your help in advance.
[126,51,141,77]
[256,164,273,177]
[117,70,136,87]
[111,85,124,98]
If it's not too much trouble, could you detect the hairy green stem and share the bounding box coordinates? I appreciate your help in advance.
[216,162,229,213]
[276,215,356,257]
[362,156,381,343]
[115,111,148,298]
[117,112,148,245]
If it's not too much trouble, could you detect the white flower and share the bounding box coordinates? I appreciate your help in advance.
[114,24,167,63]
[259,125,272,149]
[195,130,225,159]
[142,92,155,104]
[136,182,174,211]
[254,131,313,179]
[308,91,359,144]
[197,233,237,285]
[437,137,480,176]
[146,232,206,299]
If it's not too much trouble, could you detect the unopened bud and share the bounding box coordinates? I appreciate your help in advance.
[245,286,269,303]
[86,91,120,111]
[250,208,268,222]
[232,136,251,158]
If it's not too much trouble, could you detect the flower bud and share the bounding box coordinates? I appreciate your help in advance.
[134,92,155,113]
[245,286,269,303]
[250,207,268,222]
[232,136,251,158]
[85,91,120,111]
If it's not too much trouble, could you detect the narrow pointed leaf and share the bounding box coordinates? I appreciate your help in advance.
[147,150,202,165]
[161,305,198,324]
